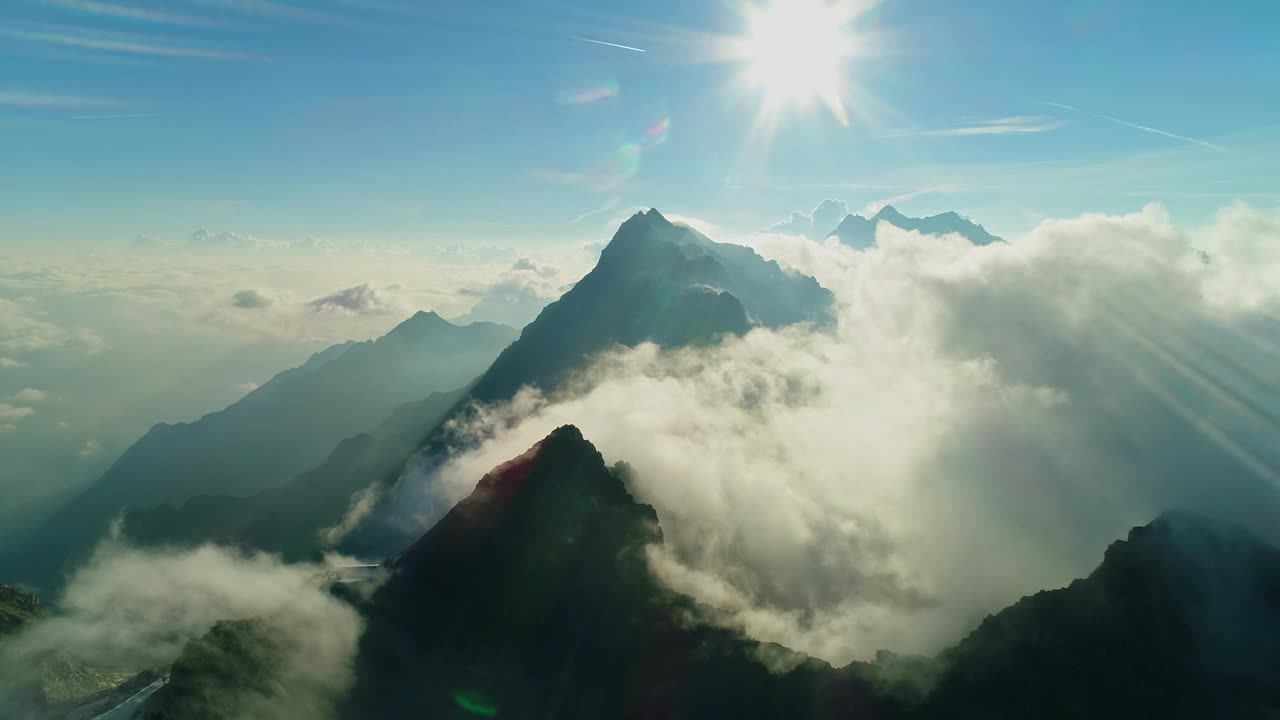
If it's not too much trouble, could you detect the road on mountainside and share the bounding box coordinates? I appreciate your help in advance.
[92,675,167,720]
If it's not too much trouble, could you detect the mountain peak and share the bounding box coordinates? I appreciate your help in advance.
[619,207,674,233]
[382,310,453,342]
[833,206,1002,249]
[874,204,904,220]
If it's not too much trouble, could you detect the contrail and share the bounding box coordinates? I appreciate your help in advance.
[1043,101,1226,152]
[571,198,619,224]
[67,113,155,119]
[569,35,646,53]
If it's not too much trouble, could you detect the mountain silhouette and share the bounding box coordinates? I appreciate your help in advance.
[917,511,1280,718]
[336,209,835,557]
[468,209,834,403]
[145,427,1280,719]
[56,211,837,567]
[120,388,467,561]
[830,206,1002,250]
[2,313,515,591]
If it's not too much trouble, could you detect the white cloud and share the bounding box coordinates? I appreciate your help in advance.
[12,388,47,404]
[77,438,102,458]
[231,288,275,309]
[767,199,849,239]
[0,424,16,433]
[390,202,1280,666]
[291,236,336,252]
[453,258,579,329]
[187,228,272,252]
[132,229,341,255]
[131,235,174,251]
[237,382,260,394]
[0,357,26,368]
[0,539,363,719]
[0,404,35,422]
[0,298,106,356]
[308,283,398,315]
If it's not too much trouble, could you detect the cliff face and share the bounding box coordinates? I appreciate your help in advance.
[131,430,1280,720]
[0,585,41,637]
[916,512,1280,719]
[339,426,889,720]
[467,209,833,405]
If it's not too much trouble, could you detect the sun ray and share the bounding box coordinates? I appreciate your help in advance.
[725,0,864,128]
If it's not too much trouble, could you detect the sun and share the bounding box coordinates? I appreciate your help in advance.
[732,0,857,125]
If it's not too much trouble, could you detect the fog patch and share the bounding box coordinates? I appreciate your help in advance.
[380,203,1280,665]
[0,536,363,719]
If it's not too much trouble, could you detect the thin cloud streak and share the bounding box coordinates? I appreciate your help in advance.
[571,198,620,224]
[1043,102,1227,152]
[861,185,957,215]
[184,0,409,33]
[0,91,115,109]
[67,113,155,120]
[890,116,1065,138]
[569,35,646,53]
[46,0,229,28]
[2,28,260,60]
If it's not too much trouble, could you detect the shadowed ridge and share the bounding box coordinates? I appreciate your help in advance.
[2,311,515,592]
[919,511,1280,719]
[832,207,1002,249]
[466,209,832,405]
[121,388,470,562]
[339,426,891,720]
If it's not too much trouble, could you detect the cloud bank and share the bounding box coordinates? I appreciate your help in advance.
[0,538,363,719]
[232,289,275,309]
[391,202,1280,665]
[452,258,575,329]
[767,199,849,240]
[307,284,397,315]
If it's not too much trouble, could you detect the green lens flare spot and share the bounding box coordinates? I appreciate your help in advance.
[453,690,498,716]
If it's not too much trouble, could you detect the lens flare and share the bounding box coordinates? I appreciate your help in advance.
[453,690,498,716]
[555,81,620,106]
[641,117,670,147]
[727,0,863,127]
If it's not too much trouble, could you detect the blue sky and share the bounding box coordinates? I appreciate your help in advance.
[1,0,1277,249]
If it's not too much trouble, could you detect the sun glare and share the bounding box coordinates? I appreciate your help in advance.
[735,0,856,125]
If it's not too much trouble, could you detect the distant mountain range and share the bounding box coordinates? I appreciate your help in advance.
[7,200,1280,716]
[2,312,516,590]
[148,427,1280,719]
[120,388,467,562]
[339,208,836,554]
[17,209,837,572]
[829,206,1002,249]
[0,210,834,573]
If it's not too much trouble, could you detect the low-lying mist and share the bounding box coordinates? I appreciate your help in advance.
[0,535,362,719]
[391,202,1280,664]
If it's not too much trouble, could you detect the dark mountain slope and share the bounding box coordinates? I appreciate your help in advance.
[338,426,891,720]
[140,426,1280,719]
[832,206,1002,249]
[0,585,40,638]
[337,209,835,557]
[467,209,834,404]
[5,312,515,590]
[916,512,1280,719]
[121,388,467,561]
